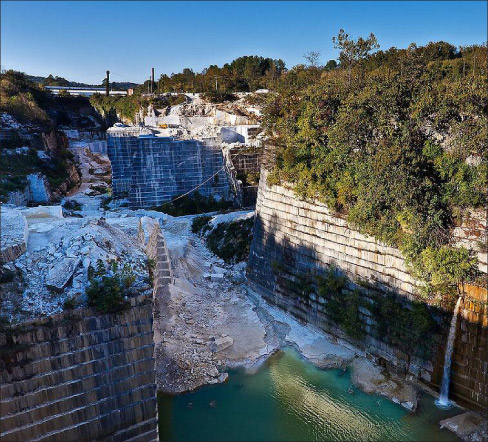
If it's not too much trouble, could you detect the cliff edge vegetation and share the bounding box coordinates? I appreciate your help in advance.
[263,33,487,299]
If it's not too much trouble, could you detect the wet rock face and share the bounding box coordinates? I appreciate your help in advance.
[107,132,232,208]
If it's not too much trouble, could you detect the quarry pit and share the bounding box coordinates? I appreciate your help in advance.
[1,91,487,442]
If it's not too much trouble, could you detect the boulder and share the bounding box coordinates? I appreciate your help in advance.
[46,257,81,292]
[439,412,488,442]
[210,336,234,353]
[210,273,224,282]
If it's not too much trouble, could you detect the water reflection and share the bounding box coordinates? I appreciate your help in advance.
[270,364,384,440]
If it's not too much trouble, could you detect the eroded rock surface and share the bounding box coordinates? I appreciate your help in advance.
[440,411,488,442]
[0,207,28,263]
[351,358,420,411]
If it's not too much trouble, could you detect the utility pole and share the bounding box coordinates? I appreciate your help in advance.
[105,70,110,96]
[151,68,155,94]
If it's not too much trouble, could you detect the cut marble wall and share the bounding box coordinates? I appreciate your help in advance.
[107,132,232,207]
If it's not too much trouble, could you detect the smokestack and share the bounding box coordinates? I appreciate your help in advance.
[105,70,110,96]
[151,68,155,94]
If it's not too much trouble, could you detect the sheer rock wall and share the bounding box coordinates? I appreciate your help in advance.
[107,132,231,208]
[0,295,158,442]
[247,172,488,410]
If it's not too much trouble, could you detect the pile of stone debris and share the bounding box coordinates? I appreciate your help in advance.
[0,205,151,323]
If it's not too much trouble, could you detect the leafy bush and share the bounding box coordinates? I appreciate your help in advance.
[237,171,260,186]
[63,296,76,310]
[206,217,254,263]
[165,94,187,106]
[90,184,109,194]
[326,289,365,340]
[100,196,113,210]
[191,215,212,235]
[89,93,142,124]
[203,91,237,103]
[369,292,438,359]
[151,192,235,217]
[417,246,479,297]
[0,267,16,283]
[86,260,134,313]
[62,199,82,211]
[0,70,51,126]
[316,266,348,298]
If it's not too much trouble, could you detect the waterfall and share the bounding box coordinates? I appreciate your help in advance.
[436,296,462,409]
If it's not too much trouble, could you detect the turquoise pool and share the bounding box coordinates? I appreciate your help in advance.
[158,348,460,441]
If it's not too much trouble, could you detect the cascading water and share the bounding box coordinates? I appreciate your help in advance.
[435,296,462,409]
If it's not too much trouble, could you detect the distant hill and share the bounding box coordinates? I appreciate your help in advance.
[25,74,139,91]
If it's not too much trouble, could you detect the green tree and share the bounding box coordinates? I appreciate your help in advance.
[333,29,380,85]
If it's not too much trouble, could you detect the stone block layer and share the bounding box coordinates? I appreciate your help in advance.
[247,172,488,410]
[0,296,158,442]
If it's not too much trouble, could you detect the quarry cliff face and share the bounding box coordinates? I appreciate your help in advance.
[0,217,172,442]
[107,130,232,207]
[247,172,488,410]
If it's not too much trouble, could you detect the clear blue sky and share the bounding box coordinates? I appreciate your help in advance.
[1,1,486,84]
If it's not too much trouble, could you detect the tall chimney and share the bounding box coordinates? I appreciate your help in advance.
[105,70,110,96]
[151,68,155,94]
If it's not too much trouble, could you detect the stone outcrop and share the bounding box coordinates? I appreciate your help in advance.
[107,130,232,207]
[0,208,28,263]
[50,163,81,200]
[223,145,262,207]
[247,171,488,410]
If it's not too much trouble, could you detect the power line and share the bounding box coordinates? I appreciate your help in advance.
[156,165,226,207]
[156,143,252,207]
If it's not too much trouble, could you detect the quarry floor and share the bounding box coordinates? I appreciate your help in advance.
[151,211,360,394]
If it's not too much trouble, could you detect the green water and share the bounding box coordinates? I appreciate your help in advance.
[158,348,460,441]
